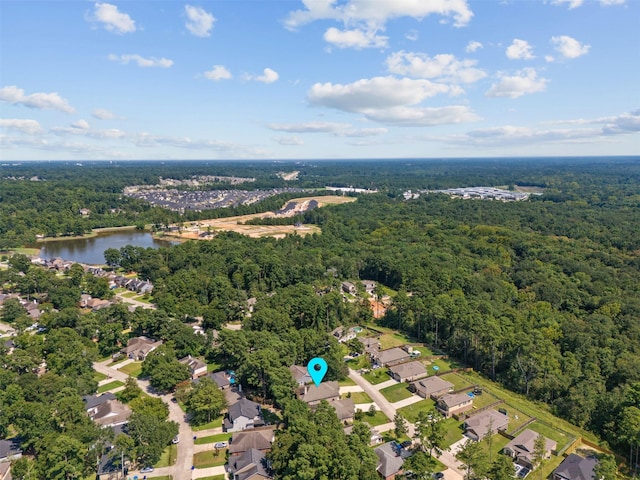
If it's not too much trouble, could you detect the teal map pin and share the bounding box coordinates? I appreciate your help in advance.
[307,357,328,387]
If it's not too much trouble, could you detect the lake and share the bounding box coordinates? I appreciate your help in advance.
[36,230,175,265]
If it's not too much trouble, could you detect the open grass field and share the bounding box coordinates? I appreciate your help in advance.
[118,361,143,378]
[342,391,373,404]
[192,416,223,431]
[193,449,228,468]
[160,196,355,240]
[194,432,232,445]
[379,332,412,350]
[380,383,413,403]
[97,380,124,393]
[362,368,390,385]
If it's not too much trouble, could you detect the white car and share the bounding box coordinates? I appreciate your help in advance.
[172,435,179,444]
[214,441,228,449]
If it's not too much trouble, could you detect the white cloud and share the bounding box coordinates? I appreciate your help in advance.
[71,119,90,130]
[485,68,548,98]
[90,2,136,34]
[550,0,584,9]
[92,108,116,120]
[204,65,232,81]
[285,0,474,30]
[108,54,174,68]
[465,41,482,53]
[273,136,304,146]
[0,119,43,135]
[308,76,478,126]
[506,39,535,60]
[0,85,75,113]
[323,27,388,49]
[550,35,590,60]
[386,51,486,83]
[267,121,352,133]
[405,30,419,41]
[551,0,624,7]
[185,5,216,37]
[341,127,388,137]
[248,68,279,84]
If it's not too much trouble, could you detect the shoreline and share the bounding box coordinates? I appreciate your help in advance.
[35,225,142,243]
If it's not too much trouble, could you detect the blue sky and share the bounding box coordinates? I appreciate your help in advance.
[1,0,638,160]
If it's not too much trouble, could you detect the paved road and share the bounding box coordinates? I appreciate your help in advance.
[114,293,156,310]
[349,368,466,479]
[93,359,195,480]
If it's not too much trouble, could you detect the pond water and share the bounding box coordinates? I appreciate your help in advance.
[36,230,174,265]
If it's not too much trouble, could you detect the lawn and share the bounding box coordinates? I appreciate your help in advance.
[192,416,223,431]
[359,410,390,427]
[379,332,412,350]
[346,355,370,370]
[467,389,501,410]
[195,476,225,480]
[207,362,222,372]
[528,420,574,451]
[193,449,228,468]
[428,357,460,373]
[441,417,465,447]
[97,380,124,393]
[155,444,178,468]
[262,408,281,425]
[194,432,232,445]
[500,405,533,433]
[478,433,511,460]
[380,383,413,403]
[342,391,372,404]
[93,371,108,382]
[440,372,475,391]
[397,399,436,423]
[412,346,433,357]
[362,368,390,385]
[460,371,598,442]
[339,377,357,387]
[118,361,143,378]
[107,356,128,367]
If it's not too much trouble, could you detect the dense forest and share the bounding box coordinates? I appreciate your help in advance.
[1,158,640,477]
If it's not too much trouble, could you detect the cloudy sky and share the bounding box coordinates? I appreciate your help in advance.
[1,0,638,160]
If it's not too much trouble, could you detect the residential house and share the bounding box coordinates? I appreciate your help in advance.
[179,355,207,379]
[229,427,276,457]
[225,398,264,432]
[504,429,557,470]
[344,425,383,445]
[553,453,598,480]
[289,365,312,386]
[84,393,131,428]
[0,438,22,463]
[410,376,454,399]
[463,409,509,441]
[341,281,357,295]
[97,449,126,480]
[86,297,112,311]
[300,381,340,406]
[373,347,411,367]
[0,463,11,480]
[388,361,428,383]
[228,448,272,480]
[374,442,404,480]
[330,398,355,424]
[359,337,380,354]
[362,280,377,295]
[121,336,162,361]
[209,370,234,390]
[331,326,356,343]
[436,392,474,418]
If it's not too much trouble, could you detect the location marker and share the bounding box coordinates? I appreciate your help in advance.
[307,357,328,387]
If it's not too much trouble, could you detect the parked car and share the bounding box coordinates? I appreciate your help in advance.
[214,441,228,449]
[140,466,154,473]
[172,435,179,444]
[498,408,508,416]
[400,440,412,449]
[432,473,444,479]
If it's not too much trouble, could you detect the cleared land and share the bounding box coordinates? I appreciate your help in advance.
[158,196,356,240]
